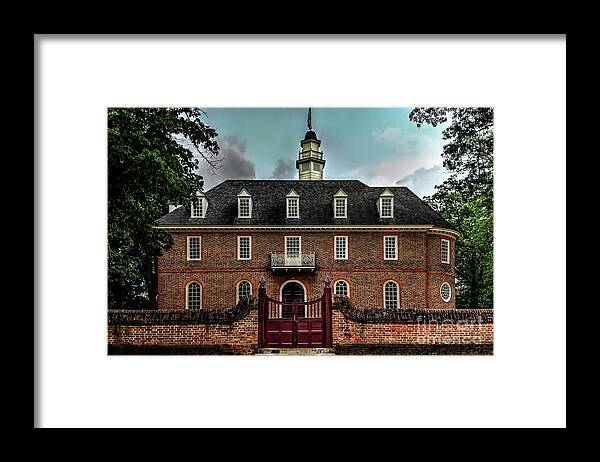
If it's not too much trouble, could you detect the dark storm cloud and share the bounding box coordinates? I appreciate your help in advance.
[201,135,256,189]
[271,158,295,179]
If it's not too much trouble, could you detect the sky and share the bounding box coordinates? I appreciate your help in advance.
[196,108,449,198]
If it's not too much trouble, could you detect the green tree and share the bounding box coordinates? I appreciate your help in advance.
[108,108,221,309]
[409,107,493,307]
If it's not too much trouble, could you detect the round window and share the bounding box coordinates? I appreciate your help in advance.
[440,282,451,302]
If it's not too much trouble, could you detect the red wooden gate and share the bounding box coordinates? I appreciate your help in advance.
[258,276,333,349]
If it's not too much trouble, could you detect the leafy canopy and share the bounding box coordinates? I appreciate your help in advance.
[409,107,494,307]
[108,108,221,309]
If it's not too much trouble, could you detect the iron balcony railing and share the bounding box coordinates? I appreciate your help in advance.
[270,252,316,271]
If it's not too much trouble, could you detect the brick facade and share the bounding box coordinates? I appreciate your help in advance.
[158,230,456,310]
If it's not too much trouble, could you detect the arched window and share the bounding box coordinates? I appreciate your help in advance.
[440,282,452,302]
[334,280,349,297]
[186,282,202,309]
[237,280,252,303]
[383,281,400,309]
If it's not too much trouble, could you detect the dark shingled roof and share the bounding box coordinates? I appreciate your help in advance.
[156,180,454,229]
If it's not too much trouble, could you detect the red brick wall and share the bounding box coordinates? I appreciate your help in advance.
[158,230,456,310]
[108,311,258,355]
[107,309,492,354]
[332,311,492,346]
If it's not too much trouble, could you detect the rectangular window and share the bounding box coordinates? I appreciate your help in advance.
[334,197,347,218]
[335,235,348,260]
[191,197,203,218]
[187,236,201,260]
[441,239,450,264]
[287,198,299,218]
[380,197,393,218]
[384,235,398,260]
[285,236,301,257]
[238,197,251,218]
[238,236,252,260]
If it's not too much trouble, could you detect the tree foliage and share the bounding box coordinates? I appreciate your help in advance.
[409,107,494,307]
[108,108,221,309]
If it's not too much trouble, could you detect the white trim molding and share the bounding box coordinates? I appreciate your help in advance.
[286,190,300,219]
[378,188,394,218]
[333,279,350,298]
[284,235,302,257]
[237,189,252,218]
[441,238,450,264]
[440,282,452,302]
[333,189,348,218]
[186,236,202,261]
[185,281,202,310]
[383,280,400,309]
[334,235,348,260]
[190,190,207,218]
[237,235,252,260]
[383,235,398,260]
[156,225,460,238]
[236,280,252,303]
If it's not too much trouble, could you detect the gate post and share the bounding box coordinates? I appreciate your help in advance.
[323,274,333,348]
[258,275,267,348]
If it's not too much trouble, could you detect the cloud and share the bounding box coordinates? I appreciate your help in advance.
[200,135,256,189]
[395,165,449,198]
[271,158,295,179]
[372,127,402,142]
[350,131,445,186]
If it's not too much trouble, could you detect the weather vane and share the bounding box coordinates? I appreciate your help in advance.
[307,107,312,130]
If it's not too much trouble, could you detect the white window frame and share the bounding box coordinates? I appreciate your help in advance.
[440,282,452,302]
[237,189,252,218]
[334,280,350,297]
[185,281,202,310]
[334,197,347,218]
[191,197,204,218]
[334,235,348,260]
[441,239,450,264]
[285,235,302,257]
[237,235,252,260]
[287,197,299,218]
[186,236,202,261]
[383,280,400,309]
[236,280,252,303]
[383,235,398,260]
[190,191,207,218]
[379,196,394,218]
[238,197,252,218]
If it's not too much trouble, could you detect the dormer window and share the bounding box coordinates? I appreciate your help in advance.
[333,189,348,218]
[190,191,206,218]
[237,189,252,218]
[286,190,300,219]
[378,189,394,218]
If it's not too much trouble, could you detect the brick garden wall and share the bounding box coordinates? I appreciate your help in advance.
[107,306,492,355]
[108,310,258,355]
[332,310,493,348]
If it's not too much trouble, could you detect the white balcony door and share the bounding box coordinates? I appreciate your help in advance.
[285,236,301,266]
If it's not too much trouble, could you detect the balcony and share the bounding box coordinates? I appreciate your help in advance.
[270,252,316,272]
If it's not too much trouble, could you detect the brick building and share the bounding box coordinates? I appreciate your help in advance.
[154,110,459,350]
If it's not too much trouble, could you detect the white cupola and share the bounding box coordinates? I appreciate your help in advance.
[296,108,325,180]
